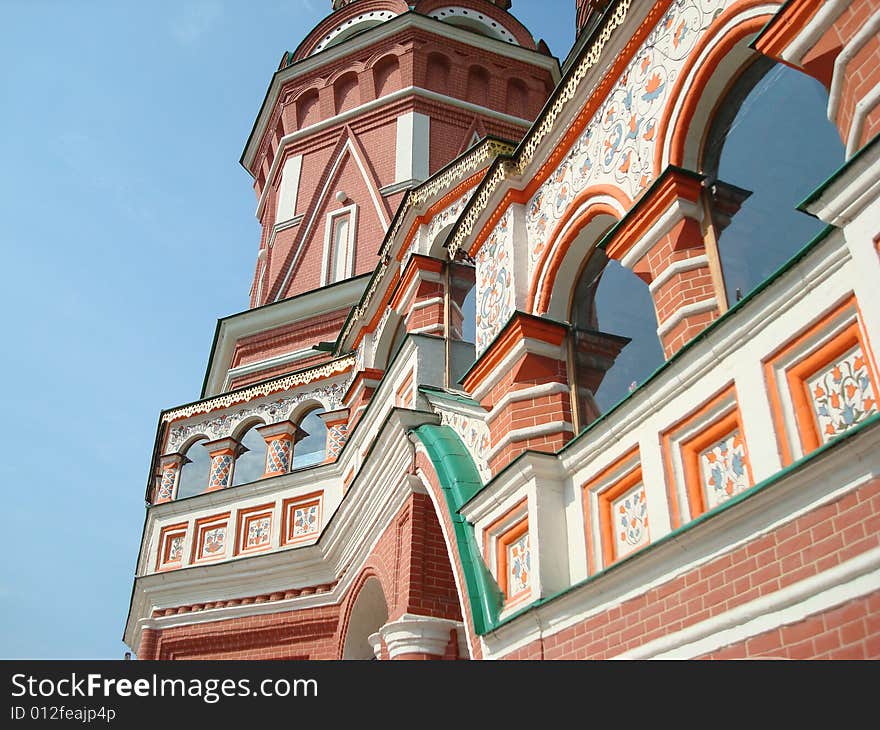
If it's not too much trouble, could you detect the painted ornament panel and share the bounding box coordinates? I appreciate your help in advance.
[611,482,649,558]
[526,0,728,276]
[199,526,227,559]
[698,430,749,510]
[808,346,877,443]
[475,209,514,354]
[166,535,184,564]
[246,516,272,549]
[507,532,531,598]
[292,504,319,538]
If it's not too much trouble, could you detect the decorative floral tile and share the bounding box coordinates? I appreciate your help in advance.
[698,430,749,510]
[199,526,226,559]
[166,535,184,563]
[610,482,649,558]
[293,504,319,537]
[475,208,514,354]
[245,516,271,549]
[506,532,531,597]
[807,346,877,443]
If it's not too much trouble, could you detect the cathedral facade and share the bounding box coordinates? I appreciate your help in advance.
[124,0,880,659]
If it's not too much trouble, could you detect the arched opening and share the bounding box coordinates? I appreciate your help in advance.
[699,61,844,304]
[232,424,267,486]
[425,52,450,94]
[292,408,328,469]
[334,72,359,114]
[176,438,211,499]
[373,55,400,98]
[466,65,490,106]
[342,577,388,660]
[449,259,476,344]
[296,89,319,129]
[569,243,664,430]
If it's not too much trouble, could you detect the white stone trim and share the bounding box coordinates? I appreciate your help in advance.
[321,203,359,286]
[267,214,304,250]
[656,297,718,340]
[801,139,880,226]
[203,275,367,397]
[648,254,709,294]
[780,0,849,66]
[827,10,880,131]
[485,381,571,424]
[275,154,303,225]
[312,10,399,55]
[846,83,880,158]
[469,336,565,403]
[484,421,574,465]
[409,323,446,335]
[619,546,880,659]
[484,428,880,658]
[409,295,444,312]
[378,613,463,658]
[619,197,703,271]
[428,7,519,45]
[395,111,430,185]
[222,348,318,391]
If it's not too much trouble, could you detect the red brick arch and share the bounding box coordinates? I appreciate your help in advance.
[529,184,630,316]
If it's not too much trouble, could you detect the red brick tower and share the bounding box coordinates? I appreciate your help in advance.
[244,0,556,308]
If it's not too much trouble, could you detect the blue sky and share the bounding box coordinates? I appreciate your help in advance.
[0,1,575,659]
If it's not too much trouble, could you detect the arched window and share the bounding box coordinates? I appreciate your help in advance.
[292,408,328,469]
[700,61,844,304]
[176,438,211,499]
[570,248,665,430]
[232,425,267,486]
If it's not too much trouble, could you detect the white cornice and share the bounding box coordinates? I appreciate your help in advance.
[203,275,368,397]
[243,13,561,171]
[801,140,880,227]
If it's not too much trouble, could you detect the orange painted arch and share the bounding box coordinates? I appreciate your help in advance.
[529,185,631,314]
[654,0,773,174]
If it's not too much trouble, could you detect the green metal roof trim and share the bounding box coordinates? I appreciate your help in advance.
[418,384,482,408]
[797,130,880,213]
[410,424,503,635]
